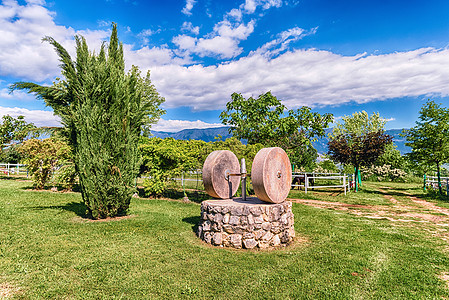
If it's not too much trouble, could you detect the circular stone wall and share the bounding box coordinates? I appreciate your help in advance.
[197,197,295,249]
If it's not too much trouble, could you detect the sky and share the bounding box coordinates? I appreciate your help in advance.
[1,0,449,132]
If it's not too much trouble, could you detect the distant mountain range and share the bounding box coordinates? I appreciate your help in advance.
[151,127,411,154]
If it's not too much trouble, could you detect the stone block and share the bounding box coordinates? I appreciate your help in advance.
[262,222,272,231]
[254,216,264,224]
[212,232,223,245]
[270,234,281,247]
[262,231,274,242]
[243,239,257,249]
[223,213,230,224]
[229,215,240,226]
[223,224,234,234]
[230,234,242,249]
[202,220,211,231]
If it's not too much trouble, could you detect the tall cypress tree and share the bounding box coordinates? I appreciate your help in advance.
[11,24,165,218]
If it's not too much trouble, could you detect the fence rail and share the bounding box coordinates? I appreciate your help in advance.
[424,175,449,195]
[291,172,353,195]
[0,163,27,176]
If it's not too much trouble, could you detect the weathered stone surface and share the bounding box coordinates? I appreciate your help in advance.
[261,231,274,242]
[243,239,258,249]
[229,215,240,226]
[230,234,242,248]
[262,222,272,231]
[223,213,230,224]
[271,235,281,247]
[212,232,222,245]
[197,198,295,249]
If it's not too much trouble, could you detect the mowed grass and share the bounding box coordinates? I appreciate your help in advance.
[1,178,449,299]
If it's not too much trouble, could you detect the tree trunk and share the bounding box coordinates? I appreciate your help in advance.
[437,162,443,196]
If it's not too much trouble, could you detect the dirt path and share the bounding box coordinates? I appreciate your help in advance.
[291,187,449,226]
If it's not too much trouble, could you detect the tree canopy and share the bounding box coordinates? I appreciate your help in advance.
[405,100,449,195]
[219,91,333,170]
[328,111,392,190]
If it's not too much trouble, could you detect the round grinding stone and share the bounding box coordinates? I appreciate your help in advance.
[202,150,240,199]
[251,147,292,203]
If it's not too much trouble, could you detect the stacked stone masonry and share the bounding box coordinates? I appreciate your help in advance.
[197,197,295,249]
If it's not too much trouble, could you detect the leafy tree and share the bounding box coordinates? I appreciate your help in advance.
[219,91,333,169]
[139,137,209,196]
[19,138,71,189]
[11,24,165,218]
[404,100,449,195]
[328,111,392,191]
[0,115,36,153]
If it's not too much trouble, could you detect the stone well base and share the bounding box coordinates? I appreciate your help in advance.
[197,197,295,249]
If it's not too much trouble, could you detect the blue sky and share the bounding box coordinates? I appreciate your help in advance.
[1,0,449,131]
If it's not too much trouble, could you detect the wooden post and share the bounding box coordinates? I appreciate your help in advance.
[343,175,346,195]
[7,163,9,176]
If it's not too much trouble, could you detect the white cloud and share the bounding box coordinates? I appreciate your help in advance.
[181,21,200,35]
[152,118,223,132]
[0,0,109,82]
[255,26,317,57]
[0,106,60,127]
[172,20,255,59]
[182,0,197,16]
[149,47,449,111]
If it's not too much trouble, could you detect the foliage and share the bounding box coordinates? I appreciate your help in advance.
[18,138,71,189]
[219,91,333,169]
[404,100,449,195]
[138,137,264,197]
[329,111,386,138]
[0,115,36,152]
[362,164,407,182]
[375,142,405,170]
[328,111,392,190]
[139,137,209,196]
[314,157,339,174]
[11,24,165,218]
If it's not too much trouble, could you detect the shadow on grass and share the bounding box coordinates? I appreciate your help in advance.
[28,201,89,218]
[0,175,30,181]
[182,215,200,233]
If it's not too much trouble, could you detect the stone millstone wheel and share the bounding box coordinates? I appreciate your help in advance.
[202,150,240,199]
[251,147,292,203]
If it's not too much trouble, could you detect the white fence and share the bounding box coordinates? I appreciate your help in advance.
[0,163,27,176]
[424,175,449,194]
[291,172,353,195]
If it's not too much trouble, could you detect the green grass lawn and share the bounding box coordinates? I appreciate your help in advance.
[1,177,449,299]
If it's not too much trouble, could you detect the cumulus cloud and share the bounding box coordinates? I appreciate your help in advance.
[151,118,223,132]
[182,0,197,16]
[0,106,60,127]
[149,47,449,111]
[181,21,200,35]
[0,0,110,82]
[173,20,255,58]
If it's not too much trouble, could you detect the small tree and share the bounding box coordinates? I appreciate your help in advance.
[11,24,165,218]
[0,115,36,153]
[19,138,70,189]
[405,100,449,195]
[219,91,333,169]
[328,111,392,191]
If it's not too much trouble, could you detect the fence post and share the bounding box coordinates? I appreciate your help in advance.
[423,174,427,191]
[343,175,346,195]
[305,173,308,194]
[7,163,9,176]
[446,177,449,197]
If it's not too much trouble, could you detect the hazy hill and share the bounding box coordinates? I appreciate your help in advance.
[151,127,411,154]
